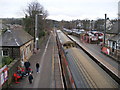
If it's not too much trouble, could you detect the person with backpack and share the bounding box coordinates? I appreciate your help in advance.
[36,62,40,73]
[28,73,33,84]
[24,61,31,75]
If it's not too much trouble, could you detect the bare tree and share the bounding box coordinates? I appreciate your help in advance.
[23,1,48,38]
[26,1,44,17]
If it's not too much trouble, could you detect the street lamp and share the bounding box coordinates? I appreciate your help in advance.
[35,14,38,50]
[35,13,43,50]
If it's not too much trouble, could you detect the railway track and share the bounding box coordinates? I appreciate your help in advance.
[69,36,120,85]
[65,48,119,88]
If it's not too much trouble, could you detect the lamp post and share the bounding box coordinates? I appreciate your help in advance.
[104,14,107,45]
[35,13,43,50]
[35,14,38,50]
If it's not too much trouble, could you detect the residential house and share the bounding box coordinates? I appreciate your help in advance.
[102,21,120,60]
[0,26,34,62]
[107,34,120,60]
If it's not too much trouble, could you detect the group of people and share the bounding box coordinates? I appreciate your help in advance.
[28,62,40,84]
[25,61,40,84]
[15,61,40,84]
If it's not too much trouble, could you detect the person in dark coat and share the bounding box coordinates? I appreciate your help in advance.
[36,62,40,73]
[28,73,33,84]
[24,61,31,75]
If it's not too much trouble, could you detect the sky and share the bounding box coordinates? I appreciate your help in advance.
[0,0,119,21]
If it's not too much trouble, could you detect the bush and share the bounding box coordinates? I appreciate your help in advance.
[2,57,13,67]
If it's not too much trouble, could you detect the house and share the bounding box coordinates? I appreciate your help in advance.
[0,26,34,62]
[102,20,120,60]
[107,34,120,60]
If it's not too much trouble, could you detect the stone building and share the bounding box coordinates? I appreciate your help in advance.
[0,26,34,62]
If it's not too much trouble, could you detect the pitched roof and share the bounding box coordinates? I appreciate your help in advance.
[0,27,34,47]
[108,34,120,41]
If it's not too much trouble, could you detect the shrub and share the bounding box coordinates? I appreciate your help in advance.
[2,57,13,67]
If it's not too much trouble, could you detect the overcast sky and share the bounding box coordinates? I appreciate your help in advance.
[0,0,119,21]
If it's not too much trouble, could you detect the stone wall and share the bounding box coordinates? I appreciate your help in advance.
[20,40,34,62]
[2,59,20,89]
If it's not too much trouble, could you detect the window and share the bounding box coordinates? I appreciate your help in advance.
[117,43,120,50]
[30,44,31,51]
[26,44,31,55]
[2,50,9,56]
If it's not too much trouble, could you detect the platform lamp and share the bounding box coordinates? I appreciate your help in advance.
[35,13,43,50]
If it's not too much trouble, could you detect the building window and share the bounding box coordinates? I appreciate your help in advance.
[26,45,31,54]
[30,44,32,51]
[2,50,9,56]
[118,43,120,50]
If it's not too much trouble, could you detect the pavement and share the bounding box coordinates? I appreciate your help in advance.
[8,33,64,88]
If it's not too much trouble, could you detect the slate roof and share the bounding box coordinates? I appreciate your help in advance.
[108,34,120,41]
[0,27,34,47]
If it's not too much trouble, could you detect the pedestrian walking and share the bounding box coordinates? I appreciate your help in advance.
[36,62,40,73]
[28,73,33,84]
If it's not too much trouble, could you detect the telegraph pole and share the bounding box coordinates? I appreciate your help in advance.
[104,14,107,45]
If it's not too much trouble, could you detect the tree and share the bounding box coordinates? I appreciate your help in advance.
[23,1,48,38]
[81,19,90,31]
[94,19,104,31]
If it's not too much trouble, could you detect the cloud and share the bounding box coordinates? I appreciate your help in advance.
[0,0,119,20]
[46,0,118,20]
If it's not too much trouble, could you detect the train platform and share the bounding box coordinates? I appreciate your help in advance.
[51,31,64,88]
[8,33,64,88]
[68,35,120,81]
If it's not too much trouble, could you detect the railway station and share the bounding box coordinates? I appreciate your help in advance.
[0,29,119,89]
[0,0,120,89]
